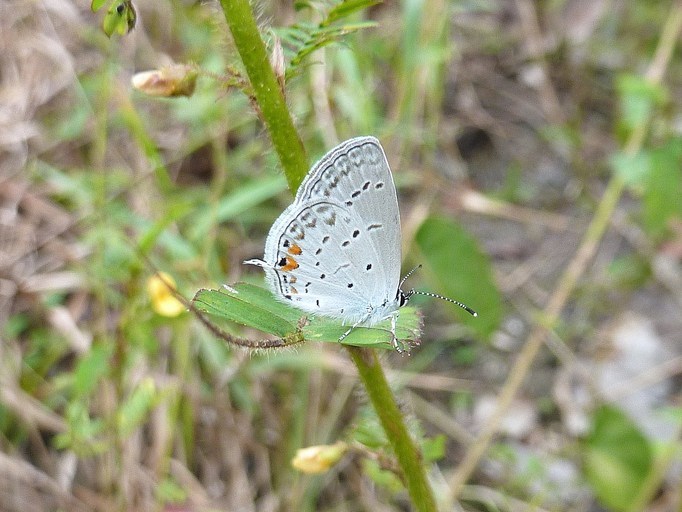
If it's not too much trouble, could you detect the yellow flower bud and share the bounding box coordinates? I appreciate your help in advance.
[131,65,198,98]
[291,442,348,474]
[146,272,185,317]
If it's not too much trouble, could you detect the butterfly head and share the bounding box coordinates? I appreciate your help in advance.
[397,287,412,307]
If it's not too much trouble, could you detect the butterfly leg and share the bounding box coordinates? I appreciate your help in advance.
[338,326,353,342]
[339,309,403,352]
[389,312,403,352]
[338,306,376,343]
[338,314,369,343]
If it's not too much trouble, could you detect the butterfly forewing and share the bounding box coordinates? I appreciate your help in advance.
[261,137,402,323]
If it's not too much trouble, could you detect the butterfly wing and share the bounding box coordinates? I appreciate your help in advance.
[257,137,402,323]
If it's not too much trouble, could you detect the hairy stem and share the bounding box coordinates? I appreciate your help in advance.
[347,347,437,512]
[217,1,436,509]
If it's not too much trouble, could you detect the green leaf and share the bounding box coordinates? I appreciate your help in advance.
[607,254,650,290]
[193,283,300,338]
[91,0,108,12]
[73,343,113,398]
[583,405,653,511]
[156,478,187,505]
[324,0,382,26]
[616,74,667,133]
[102,0,137,37]
[414,216,502,340]
[362,458,404,491]
[610,150,652,187]
[642,138,682,238]
[275,0,378,76]
[351,408,387,448]
[117,378,158,437]
[286,22,377,68]
[3,314,29,339]
[422,434,446,462]
[192,282,422,350]
[53,402,107,455]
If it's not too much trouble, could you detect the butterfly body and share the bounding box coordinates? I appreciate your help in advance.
[245,136,476,349]
[246,137,402,326]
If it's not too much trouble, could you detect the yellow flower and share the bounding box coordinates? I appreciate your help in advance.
[291,442,348,474]
[146,272,185,317]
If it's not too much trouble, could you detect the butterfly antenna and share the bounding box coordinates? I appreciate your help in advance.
[399,264,422,289]
[400,265,478,317]
[411,290,478,317]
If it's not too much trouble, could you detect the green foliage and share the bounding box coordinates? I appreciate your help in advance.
[361,458,404,492]
[642,138,682,238]
[187,174,287,239]
[53,402,108,456]
[609,150,652,187]
[583,406,654,511]
[612,73,682,240]
[348,406,445,495]
[8,0,682,510]
[422,434,446,463]
[451,343,479,366]
[73,343,113,398]
[606,254,651,290]
[350,408,388,448]
[100,0,137,37]
[275,0,379,75]
[156,478,188,505]
[615,74,667,136]
[2,314,29,339]
[90,0,108,11]
[192,283,422,350]
[414,217,502,340]
[117,378,159,437]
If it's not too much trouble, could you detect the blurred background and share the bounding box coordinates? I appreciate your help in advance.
[1,0,681,510]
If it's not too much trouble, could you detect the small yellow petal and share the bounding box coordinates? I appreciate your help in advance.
[291,442,347,474]
[147,272,185,317]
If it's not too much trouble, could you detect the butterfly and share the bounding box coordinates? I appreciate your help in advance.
[245,136,476,350]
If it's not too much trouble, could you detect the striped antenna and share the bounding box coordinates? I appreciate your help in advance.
[400,265,478,317]
[409,290,477,317]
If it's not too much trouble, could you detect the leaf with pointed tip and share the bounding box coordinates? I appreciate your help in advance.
[102,0,136,37]
[192,283,422,350]
[414,216,502,340]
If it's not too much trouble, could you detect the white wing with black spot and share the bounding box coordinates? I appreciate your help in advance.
[251,137,402,324]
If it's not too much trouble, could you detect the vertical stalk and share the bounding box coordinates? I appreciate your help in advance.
[347,347,437,512]
[217,1,437,509]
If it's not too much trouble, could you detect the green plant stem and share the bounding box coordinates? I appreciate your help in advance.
[217,1,436,509]
[347,347,437,512]
[218,0,308,191]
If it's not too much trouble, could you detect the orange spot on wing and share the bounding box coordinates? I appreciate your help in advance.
[288,243,302,255]
[280,257,299,272]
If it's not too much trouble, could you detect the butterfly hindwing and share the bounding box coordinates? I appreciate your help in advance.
[261,137,402,324]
